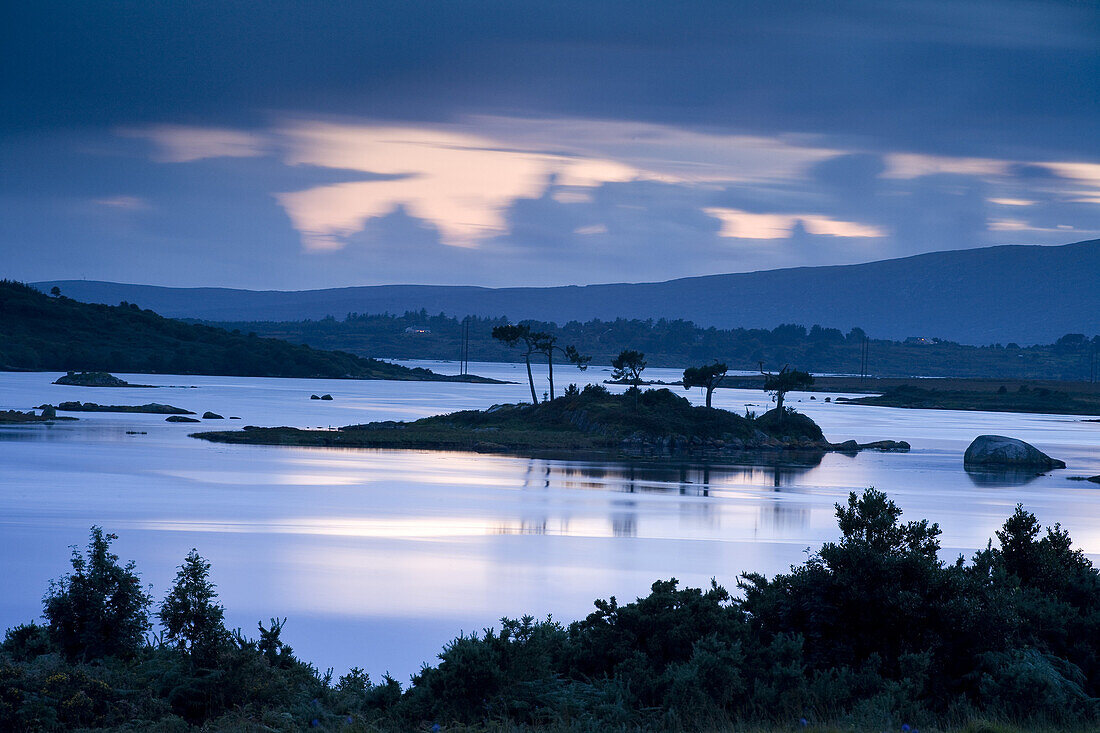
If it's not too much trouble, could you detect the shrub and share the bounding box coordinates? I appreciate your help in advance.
[42,527,151,662]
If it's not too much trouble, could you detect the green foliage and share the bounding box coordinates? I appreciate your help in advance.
[760,364,815,416]
[5,495,1100,730]
[0,280,482,381]
[610,349,647,386]
[42,527,151,663]
[209,307,1100,381]
[682,361,729,407]
[158,550,228,667]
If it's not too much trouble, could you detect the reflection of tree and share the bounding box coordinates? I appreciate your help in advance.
[520,454,826,494]
[492,518,550,535]
[611,512,637,538]
[758,501,810,531]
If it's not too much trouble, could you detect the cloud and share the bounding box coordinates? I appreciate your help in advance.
[705,208,885,240]
[269,117,850,252]
[93,195,148,210]
[275,121,644,250]
[119,125,268,163]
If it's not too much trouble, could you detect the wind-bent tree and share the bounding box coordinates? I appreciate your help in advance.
[682,362,729,408]
[536,333,592,400]
[612,350,647,388]
[493,324,547,403]
[759,363,814,422]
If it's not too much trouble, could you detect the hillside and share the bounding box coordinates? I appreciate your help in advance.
[36,238,1100,345]
[0,281,497,382]
[199,313,1099,381]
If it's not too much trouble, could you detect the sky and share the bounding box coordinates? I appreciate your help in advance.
[2,0,1098,289]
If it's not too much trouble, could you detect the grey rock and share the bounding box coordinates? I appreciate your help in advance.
[202,411,224,419]
[166,415,201,423]
[963,435,1065,469]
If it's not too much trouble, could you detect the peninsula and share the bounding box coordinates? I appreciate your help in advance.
[0,280,500,383]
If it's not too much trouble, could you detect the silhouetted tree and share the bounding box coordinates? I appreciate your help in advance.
[535,333,592,399]
[492,324,547,403]
[49,286,61,297]
[612,349,647,388]
[759,363,814,422]
[159,549,228,667]
[43,526,151,662]
[682,362,729,408]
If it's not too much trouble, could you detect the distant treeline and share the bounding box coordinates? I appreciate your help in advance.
[206,310,1100,380]
[4,489,1100,730]
[0,281,477,381]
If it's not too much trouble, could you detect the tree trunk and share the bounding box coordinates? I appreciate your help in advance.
[525,352,538,403]
[547,351,555,400]
[705,385,713,408]
[775,391,785,422]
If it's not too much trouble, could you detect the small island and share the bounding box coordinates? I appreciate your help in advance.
[52,371,156,388]
[46,401,195,415]
[193,384,908,459]
[0,408,76,424]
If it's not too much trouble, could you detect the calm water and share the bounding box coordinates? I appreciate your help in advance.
[1,362,1098,681]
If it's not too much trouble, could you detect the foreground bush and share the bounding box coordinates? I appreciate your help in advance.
[2,489,1099,731]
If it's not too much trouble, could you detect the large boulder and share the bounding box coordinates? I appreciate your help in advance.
[963,435,1065,470]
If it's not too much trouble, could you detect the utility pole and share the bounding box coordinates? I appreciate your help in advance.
[859,336,869,382]
[460,317,470,376]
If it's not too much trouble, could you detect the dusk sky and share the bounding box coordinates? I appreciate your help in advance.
[3,0,1098,289]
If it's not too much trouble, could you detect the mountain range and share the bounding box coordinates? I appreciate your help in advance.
[35,239,1100,345]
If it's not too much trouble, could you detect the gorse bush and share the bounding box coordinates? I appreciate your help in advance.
[3,489,1100,731]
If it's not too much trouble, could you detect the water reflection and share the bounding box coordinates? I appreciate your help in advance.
[525,453,825,496]
[964,466,1045,487]
[3,369,1098,685]
[758,501,812,532]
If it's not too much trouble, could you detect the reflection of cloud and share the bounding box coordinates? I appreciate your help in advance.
[706,207,885,239]
[120,125,268,162]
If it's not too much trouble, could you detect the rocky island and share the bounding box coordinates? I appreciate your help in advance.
[193,385,908,460]
[0,408,76,424]
[52,371,156,388]
[44,401,194,414]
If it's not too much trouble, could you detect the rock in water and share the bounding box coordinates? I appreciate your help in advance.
[320,394,333,401]
[310,394,321,400]
[166,415,201,423]
[963,435,1065,469]
[202,411,225,419]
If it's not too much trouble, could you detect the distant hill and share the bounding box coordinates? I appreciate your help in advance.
[35,239,1100,345]
[0,280,495,381]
